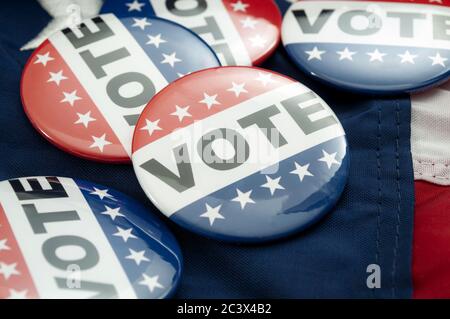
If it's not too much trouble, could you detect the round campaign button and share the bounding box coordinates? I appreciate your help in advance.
[101,0,282,66]
[281,0,450,94]
[0,176,182,299]
[21,14,220,163]
[132,67,349,242]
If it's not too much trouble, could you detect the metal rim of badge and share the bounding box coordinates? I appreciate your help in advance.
[100,0,283,66]
[131,66,350,243]
[20,13,221,163]
[0,176,183,299]
[281,0,450,94]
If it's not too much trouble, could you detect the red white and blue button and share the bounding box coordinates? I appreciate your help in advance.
[21,14,220,163]
[282,0,450,94]
[132,67,349,242]
[101,0,282,66]
[0,176,182,299]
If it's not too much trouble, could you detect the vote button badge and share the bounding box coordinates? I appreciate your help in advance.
[21,14,220,163]
[132,67,349,242]
[0,176,182,299]
[282,0,450,94]
[101,0,282,66]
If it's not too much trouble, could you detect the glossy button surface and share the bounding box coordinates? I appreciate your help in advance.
[282,0,450,94]
[21,14,220,163]
[132,66,350,242]
[0,176,182,299]
[101,0,282,66]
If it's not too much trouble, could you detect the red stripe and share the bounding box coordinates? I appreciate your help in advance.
[413,181,450,298]
[0,204,39,299]
[21,40,129,163]
[222,0,282,65]
[132,67,292,152]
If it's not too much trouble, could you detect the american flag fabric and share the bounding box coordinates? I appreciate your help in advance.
[0,176,182,299]
[0,0,425,298]
[282,0,450,92]
[20,14,220,162]
[101,0,282,66]
[411,80,450,185]
[132,67,349,241]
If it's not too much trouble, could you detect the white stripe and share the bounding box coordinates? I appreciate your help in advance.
[149,0,252,66]
[411,82,450,185]
[50,14,168,156]
[0,177,136,299]
[133,82,345,215]
[282,1,450,50]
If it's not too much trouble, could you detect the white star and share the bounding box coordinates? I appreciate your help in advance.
[290,162,314,181]
[60,90,81,106]
[0,238,11,251]
[126,0,145,12]
[232,189,255,209]
[261,176,285,195]
[89,134,112,152]
[47,70,67,86]
[398,50,418,64]
[429,52,447,67]
[231,1,249,12]
[126,249,150,266]
[0,262,20,280]
[74,111,96,128]
[140,119,162,136]
[132,17,151,30]
[305,46,325,61]
[146,34,167,48]
[200,204,225,226]
[249,34,267,48]
[113,226,137,242]
[90,187,114,200]
[139,274,164,292]
[366,49,387,62]
[227,82,248,97]
[171,105,192,122]
[34,52,54,66]
[255,72,276,86]
[240,17,258,29]
[161,52,181,68]
[336,47,357,61]
[318,150,340,169]
[100,205,124,221]
[199,93,221,109]
[7,289,28,299]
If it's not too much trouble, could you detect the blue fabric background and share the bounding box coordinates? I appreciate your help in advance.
[0,0,414,298]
